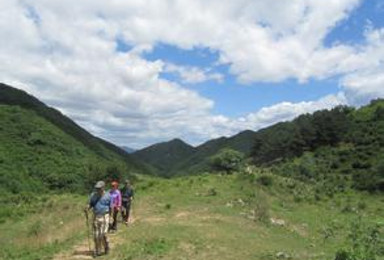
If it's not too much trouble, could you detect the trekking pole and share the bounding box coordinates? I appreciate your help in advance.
[84,209,91,254]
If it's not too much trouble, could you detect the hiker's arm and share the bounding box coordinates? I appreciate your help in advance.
[85,195,94,211]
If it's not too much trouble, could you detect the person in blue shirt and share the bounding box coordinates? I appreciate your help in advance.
[86,181,111,257]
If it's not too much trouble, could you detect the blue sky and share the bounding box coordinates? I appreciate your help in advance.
[139,0,383,118]
[1,0,384,148]
[325,0,384,46]
[144,45,338,116]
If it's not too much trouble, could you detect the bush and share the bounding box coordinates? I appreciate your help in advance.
[28,220,43,237]
[210,149,244,174]
[257,175,273,187]
[206,188,217,196]
[252,192,270,223]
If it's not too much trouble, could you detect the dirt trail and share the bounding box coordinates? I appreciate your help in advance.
[53,218,137,260]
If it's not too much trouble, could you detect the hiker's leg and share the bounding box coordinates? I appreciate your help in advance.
[93,218,98,254]
[126,203,131,222]
[108,208,113,231]
[93,217,101,255]
[121,203,127,222]
[102,214,110,254]
[112,208,118,230]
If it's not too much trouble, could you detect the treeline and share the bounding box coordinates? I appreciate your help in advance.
[251,99,384,192]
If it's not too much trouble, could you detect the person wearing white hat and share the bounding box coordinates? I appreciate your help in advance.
[85,181,111,257]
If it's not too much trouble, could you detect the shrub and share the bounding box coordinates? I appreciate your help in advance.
[252,192,270,223]
[28,220,43,237]
[257,175,273,187]
[210,149,244,174]
[207,188,217,196]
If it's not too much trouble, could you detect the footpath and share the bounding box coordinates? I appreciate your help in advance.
[53,218,136,260]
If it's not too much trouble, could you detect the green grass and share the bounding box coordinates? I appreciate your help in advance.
[1,172,383,260]
[0,194,87,260]
[105,173,384,260]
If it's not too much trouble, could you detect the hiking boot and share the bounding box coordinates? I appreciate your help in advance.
[105,245,109,255]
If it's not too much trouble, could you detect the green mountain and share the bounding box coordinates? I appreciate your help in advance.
[170,130,257,175]
[250,101,384,192]
[134,130,257,176]
[133,138,196,177]
[135,100,384,193]
[0,83,148,193]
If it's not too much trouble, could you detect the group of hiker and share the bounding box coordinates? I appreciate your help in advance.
[85,179,134,257]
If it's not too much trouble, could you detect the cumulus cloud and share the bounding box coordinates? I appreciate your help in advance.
[164,63,224,84]
[0,0,383,148]
[206,93,348,138]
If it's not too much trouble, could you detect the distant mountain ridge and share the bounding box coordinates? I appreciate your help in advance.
[133,138,196,177]
[134,130,257,176]
[122,146,136,154]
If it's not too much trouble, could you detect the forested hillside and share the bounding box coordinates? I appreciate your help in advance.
[134,130,257,177]
[136,100,384,193]
[252,100,384,192]
[0,84,148,194]
[133,138,196,177]
[170,130,257,176]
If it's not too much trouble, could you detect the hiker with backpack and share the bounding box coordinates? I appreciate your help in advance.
[85,181,110,257]
[109,181,122,232]
[120,179,134,225]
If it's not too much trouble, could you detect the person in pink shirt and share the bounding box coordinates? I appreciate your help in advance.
[109,181,121,232]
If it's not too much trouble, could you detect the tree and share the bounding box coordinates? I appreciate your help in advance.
[210,149,244,174]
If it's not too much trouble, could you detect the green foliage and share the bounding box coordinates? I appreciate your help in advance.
[0,84,149,193]
[257,175,274,187]
[252,106,351,164]
[262,100,384,193]
[28,220,43,237]
[334,218,384,260]
[210,148,244,174]
[0,105,137,193]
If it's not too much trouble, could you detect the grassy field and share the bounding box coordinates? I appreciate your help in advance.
[108,173,384,260]
[0,194,87,260]
[1,171,383,260]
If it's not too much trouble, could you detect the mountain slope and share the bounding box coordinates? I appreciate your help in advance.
[0,83,129,159]
[0,83,148,193]
[122,146,136,153]
[133,138,196,176]
[249,100,384,192]
[171,130,257,175]
[134,130,257,177]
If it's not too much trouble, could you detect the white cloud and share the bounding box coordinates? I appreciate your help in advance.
[204,93,348,140]
[0,0,383,148]
[164,63,224,84]
[341,68,384,105]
